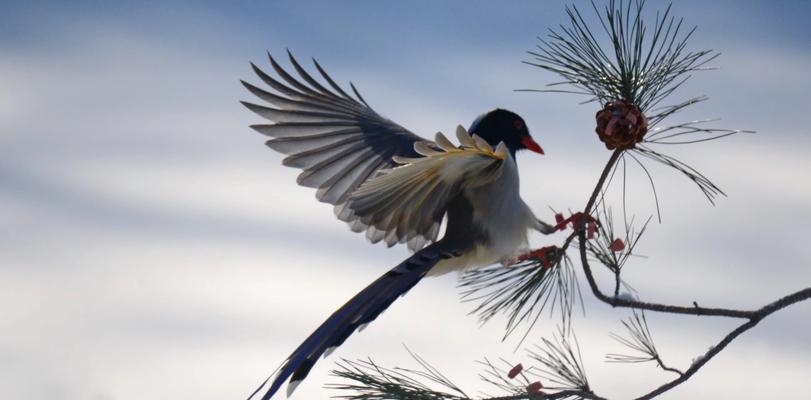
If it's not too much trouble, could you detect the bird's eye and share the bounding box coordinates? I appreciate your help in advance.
[513,120,524,131]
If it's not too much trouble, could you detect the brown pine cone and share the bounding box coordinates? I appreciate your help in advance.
[595,100,648,150]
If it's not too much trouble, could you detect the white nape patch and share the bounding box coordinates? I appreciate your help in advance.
[323,346,337,359]
[357,322,370,332]
[286,380,302,398]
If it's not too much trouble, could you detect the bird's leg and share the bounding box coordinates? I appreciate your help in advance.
[520,213,600,268]
[533,218,558,235]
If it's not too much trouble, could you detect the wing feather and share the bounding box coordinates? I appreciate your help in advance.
[434,132,456,151]
[317,156,383,204]
[285,50,340,97]
[344,126,508,246]
[295,144,374,188]
[251,123,357,138]
[241,80,346,114]
[313,58,354,99]
[242,102,349,123]
[244,51,448,250]
[280,136,367,168]
[267,129,363,154]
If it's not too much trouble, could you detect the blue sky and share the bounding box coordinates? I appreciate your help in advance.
[2,1,810,399]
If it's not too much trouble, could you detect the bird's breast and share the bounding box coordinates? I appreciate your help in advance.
[472,158,534,260]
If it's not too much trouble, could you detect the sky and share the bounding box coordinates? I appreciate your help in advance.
[1,1,810,399]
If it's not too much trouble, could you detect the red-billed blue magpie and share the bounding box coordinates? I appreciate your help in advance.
[241,51,556,399]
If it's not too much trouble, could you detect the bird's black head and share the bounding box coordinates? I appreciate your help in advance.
[468,108,544,157]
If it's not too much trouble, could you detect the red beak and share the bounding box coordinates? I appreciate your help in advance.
[521,136,544,155]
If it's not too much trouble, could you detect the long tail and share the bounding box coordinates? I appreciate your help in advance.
[251,245,447,399]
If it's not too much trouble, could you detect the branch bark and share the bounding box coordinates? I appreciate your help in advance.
[633,286,811,400]
[571,150,811,399]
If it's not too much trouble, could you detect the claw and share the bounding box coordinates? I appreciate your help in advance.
[554,212,600,238]
[517,245,561,268]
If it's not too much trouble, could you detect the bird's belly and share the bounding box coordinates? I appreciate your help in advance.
[428,169,533,277]
[427,221,529,276]
[476,204,532,263]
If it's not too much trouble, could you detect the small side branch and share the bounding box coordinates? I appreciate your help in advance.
[574,151,811,399]
[606,310,684,376]
[577,235,757,318]
[577,151,760,319]
[633,287,811,400]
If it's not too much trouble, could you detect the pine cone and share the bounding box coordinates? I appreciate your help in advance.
[595,101,648,150]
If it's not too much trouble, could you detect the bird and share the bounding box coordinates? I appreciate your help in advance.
[240,50,558,399]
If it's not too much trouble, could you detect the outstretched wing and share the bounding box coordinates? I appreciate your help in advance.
[346,126,510,248]
[241,51,432,249]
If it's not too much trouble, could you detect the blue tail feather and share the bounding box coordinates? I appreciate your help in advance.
[251,246,443,399]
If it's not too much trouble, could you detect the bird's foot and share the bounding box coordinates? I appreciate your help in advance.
[555,212,600,238]
[516,245,561,268]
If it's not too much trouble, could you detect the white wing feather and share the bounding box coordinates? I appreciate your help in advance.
[346,128,507,244]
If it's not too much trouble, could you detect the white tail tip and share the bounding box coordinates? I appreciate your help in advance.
[323,346,337,359]
[286,380,302,398]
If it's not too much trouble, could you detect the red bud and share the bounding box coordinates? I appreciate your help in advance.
[508,363,523,379]
[527,381,544,394]
[609,238,625,252]
[587,221,597,239]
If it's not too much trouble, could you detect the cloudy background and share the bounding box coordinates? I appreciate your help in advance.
[1,1,810,399]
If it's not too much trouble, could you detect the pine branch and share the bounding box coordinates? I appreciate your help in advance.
[328,348,469,400]
[572,150,811,399]
[632,288,811,400]
[328,2,807,399]
[605,309,683,376]
[459,249,583,344]
[586,205,651,296]
[525,0,749,207]
[329,348,606,400]
[525,0,717,112]
[527,328,591,393]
